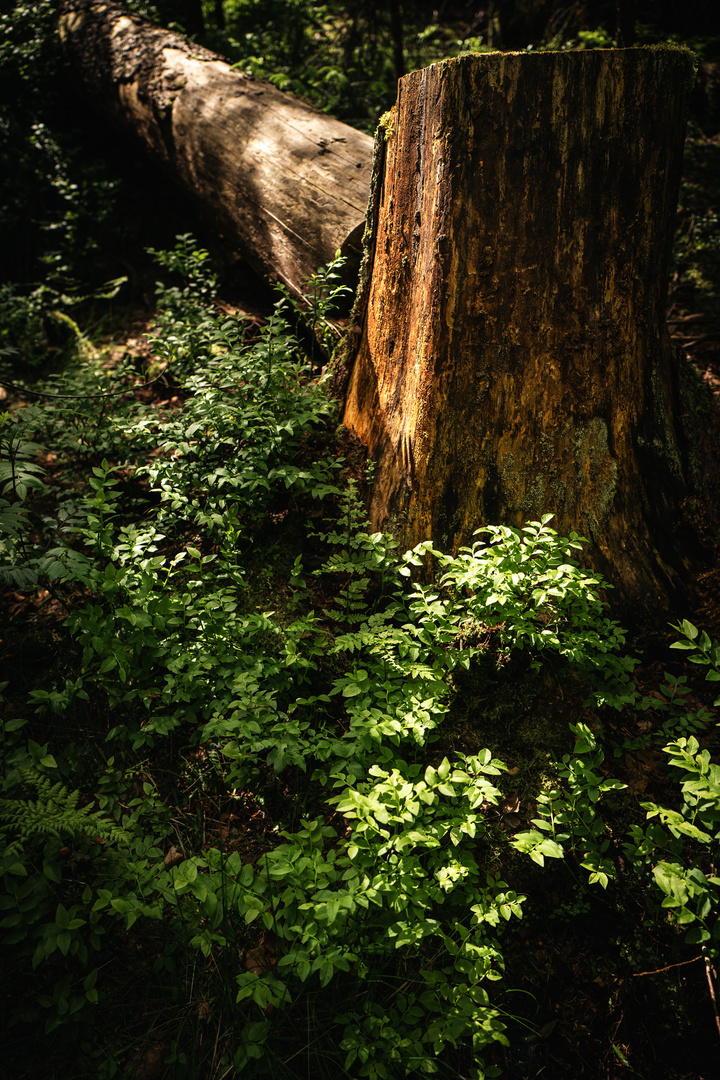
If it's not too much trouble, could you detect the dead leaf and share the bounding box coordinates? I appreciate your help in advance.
[126,1042,166,1080]
[244,932,278,975]
[536,1018,559,1039]
[625,747,663,793]
[500,793,520,815]
[163,846,184,868]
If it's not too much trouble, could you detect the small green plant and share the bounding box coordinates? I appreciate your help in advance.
[409,515,638,707]
[0,410,46,503]
[0,410,74,588]
[511,721,625,887]
[509,621,720,956]
[670,618,720,704]
[627,735,720,952]
[313,478,401,625]
[623,622,720,956]
[279,251,353,367]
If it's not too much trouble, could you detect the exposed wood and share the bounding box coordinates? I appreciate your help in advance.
[339,48,698,611]
[57,0,374,298]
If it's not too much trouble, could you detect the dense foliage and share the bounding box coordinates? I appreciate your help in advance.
[1,241,719,1078]
[1,1,720,1077]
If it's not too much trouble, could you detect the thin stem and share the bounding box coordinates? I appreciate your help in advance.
[702,946,720,1041]
[632,955,701,977]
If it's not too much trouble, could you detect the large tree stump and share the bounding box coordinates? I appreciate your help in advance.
[58,0,374,297]
[340,48,696,609]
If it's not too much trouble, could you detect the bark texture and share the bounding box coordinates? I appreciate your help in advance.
[58,0,374,297]
[341,48,695,608]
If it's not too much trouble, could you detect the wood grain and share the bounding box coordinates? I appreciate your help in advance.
[341,49,696,610]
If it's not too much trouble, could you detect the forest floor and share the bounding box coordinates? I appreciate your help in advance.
[1,127,720,1080]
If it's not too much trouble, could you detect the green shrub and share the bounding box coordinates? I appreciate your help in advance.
[3,240,718,1076]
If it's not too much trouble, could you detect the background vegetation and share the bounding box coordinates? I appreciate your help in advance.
[1,2,720,1078]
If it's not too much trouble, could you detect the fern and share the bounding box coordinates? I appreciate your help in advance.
[0,767,130,856]
[0,412,46,503]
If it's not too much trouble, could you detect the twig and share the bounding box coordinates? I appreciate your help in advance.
[171,819,188,857]
[667,314,716,325]
[633,955,701,976]
[670,334,719,346]
[702,946,720,1042]
[0,371,170,400]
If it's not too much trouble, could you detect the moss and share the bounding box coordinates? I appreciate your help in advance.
[574,417,618,536]
[640,42,698,99]
[377,107,396,142]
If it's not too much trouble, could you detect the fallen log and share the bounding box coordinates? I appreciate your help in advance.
[57,0,374,298]
[338,48,700,611]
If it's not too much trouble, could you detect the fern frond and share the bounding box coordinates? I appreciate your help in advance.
[0,767,131,856]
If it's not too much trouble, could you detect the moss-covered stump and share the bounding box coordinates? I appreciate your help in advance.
[340,48,697,613]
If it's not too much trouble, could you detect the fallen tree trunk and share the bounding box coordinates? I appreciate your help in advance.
[58,0,374,297]
[339,48,698,611]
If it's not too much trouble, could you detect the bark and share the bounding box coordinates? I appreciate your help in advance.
[339,48,697,611]
[57,0,374,298]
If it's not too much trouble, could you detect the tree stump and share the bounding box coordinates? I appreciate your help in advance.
[58,0,374,298]
[340,48,697,609]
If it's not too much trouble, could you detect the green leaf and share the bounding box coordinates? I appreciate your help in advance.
[437,758,451,780]
[326,897,340,925]
[537,838,564,860]
[319,959,334,987]
[56,931,72,956]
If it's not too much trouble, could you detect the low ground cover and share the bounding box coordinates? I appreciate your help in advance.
[1,240,719,1079]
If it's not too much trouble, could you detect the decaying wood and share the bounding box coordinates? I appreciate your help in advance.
[339,48,698,611]
[58,0,374,297]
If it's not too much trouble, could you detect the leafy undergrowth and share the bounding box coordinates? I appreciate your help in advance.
[1,240,719,1080]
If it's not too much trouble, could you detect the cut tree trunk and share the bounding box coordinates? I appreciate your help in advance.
[57,0,374,298]
[339,48,697,610]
